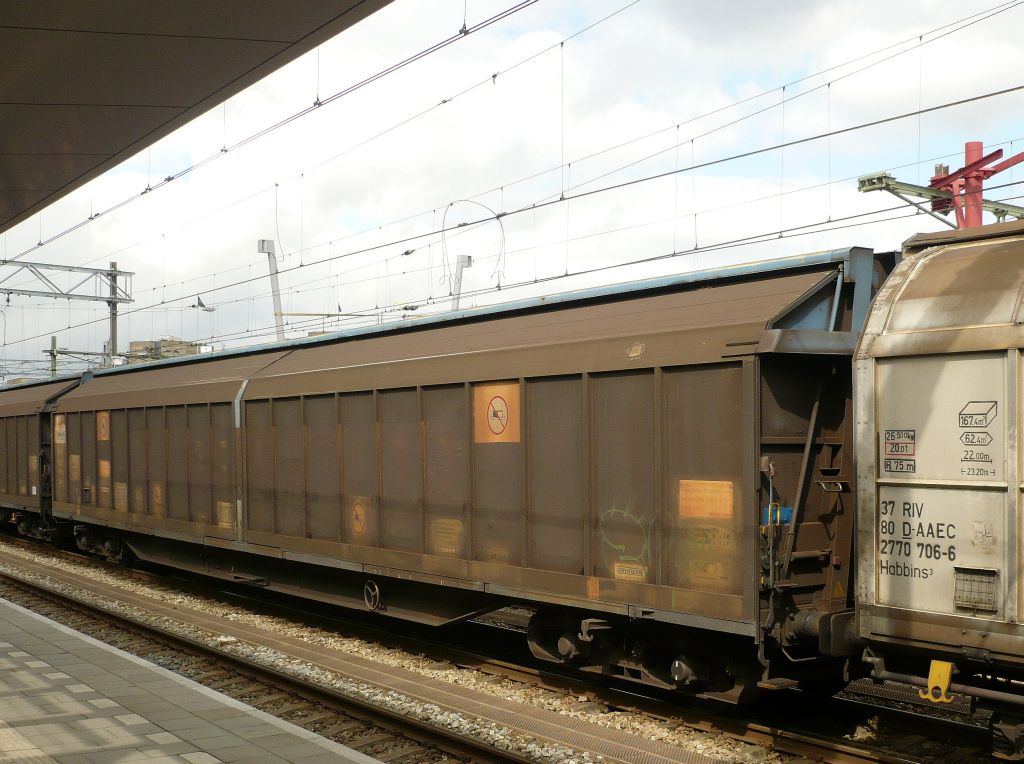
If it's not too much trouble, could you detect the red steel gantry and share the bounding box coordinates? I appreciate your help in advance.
[859,140,1024,229]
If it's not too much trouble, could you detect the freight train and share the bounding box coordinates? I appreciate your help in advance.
[2,220,1024,757]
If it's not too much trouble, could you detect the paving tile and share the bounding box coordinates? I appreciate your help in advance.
[139,742,201,756]
[192,709,241,723]
[212,718,269,732]
[137,709,195,724]
[0,599,367,764]
[36,729,108,746]
[178,728,241,744]
[243,731,300,748]
[70,719,127,732]
[154,715,219,729]
[114,700,181,715]
[43,700,93,715]
[94,727,149,743]
[143,733,181,745]
[186,737,258,753]
[113,715,147,727]
[88,699,121,709]
[83,749,155,763]
[181,753,222,764]
[0,728,42,755]
[9,722,76,736]
[202,745,284,762]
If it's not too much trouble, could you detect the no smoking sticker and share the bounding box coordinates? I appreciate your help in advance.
[473,382,520,443]
[351,500,367,536]
[486,395,509,435]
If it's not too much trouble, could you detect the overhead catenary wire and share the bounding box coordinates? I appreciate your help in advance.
[131,195,987,351]
[4,0,1002,279]
[238,181,1024,316]
[25,120,1024,334]
[8,0,1006,307]
[464,0,1024,207]
[190,167,1001,306]
[4,5,1019,356]
[0,0,642,299]
[137,169,1024,311]
[9,80,1024,353]
[1,0,543,265]
[8,144,999,364]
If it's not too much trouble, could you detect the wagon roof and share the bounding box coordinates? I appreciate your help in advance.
[859,221,1024,357]
[0,379,78,415]
[17,246,863,409]
[97,246,862,373]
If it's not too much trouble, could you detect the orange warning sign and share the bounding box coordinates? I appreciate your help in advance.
[473,381,520,443]
[350,498,370,538]
[353,502,366,534]
[678,480,735,519]
[97,411,110,441]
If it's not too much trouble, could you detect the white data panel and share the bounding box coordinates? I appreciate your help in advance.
[876,485,1005,616]
[876,354,1006,482]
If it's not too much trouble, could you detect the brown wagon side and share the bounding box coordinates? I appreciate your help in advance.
[1,246,891,699]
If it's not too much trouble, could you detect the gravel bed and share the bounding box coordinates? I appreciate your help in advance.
[0,538,791,763]
[840,713,988,763]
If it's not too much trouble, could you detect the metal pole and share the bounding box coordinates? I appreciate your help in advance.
[107,261,118,365]
[48,336,57,377]
[964,141,984,228]
[257,240,285,341]
[452,255,472,312]
[268,253,285,341]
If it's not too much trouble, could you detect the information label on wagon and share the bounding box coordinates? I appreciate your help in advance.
[876,354,1005,482]
[876,484,1003,614]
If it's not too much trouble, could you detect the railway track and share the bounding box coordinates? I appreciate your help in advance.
[0,535,994,763]
[218,595,992,764]
[0,565,518,764]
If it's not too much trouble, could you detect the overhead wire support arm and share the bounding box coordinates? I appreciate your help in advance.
[856,173,1024,223]
[858,141,1024,229]
[858,178,959,229]
[0,259,134,369]
[0,260,133,304]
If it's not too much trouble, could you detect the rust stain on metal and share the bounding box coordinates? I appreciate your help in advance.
[114,482,128,512]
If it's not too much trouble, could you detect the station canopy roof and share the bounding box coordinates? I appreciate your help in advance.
[0,1,391,235]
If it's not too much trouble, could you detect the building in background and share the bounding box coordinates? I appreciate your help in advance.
[127,337,210,364]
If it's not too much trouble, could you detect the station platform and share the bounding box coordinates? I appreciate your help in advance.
[0,597,379,763]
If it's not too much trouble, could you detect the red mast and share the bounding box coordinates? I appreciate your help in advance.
[929,141,1024,228]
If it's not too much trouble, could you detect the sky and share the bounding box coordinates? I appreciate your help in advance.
[1,0,1023,380]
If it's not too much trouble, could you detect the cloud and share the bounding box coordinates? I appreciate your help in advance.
[0,0,1020,377]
